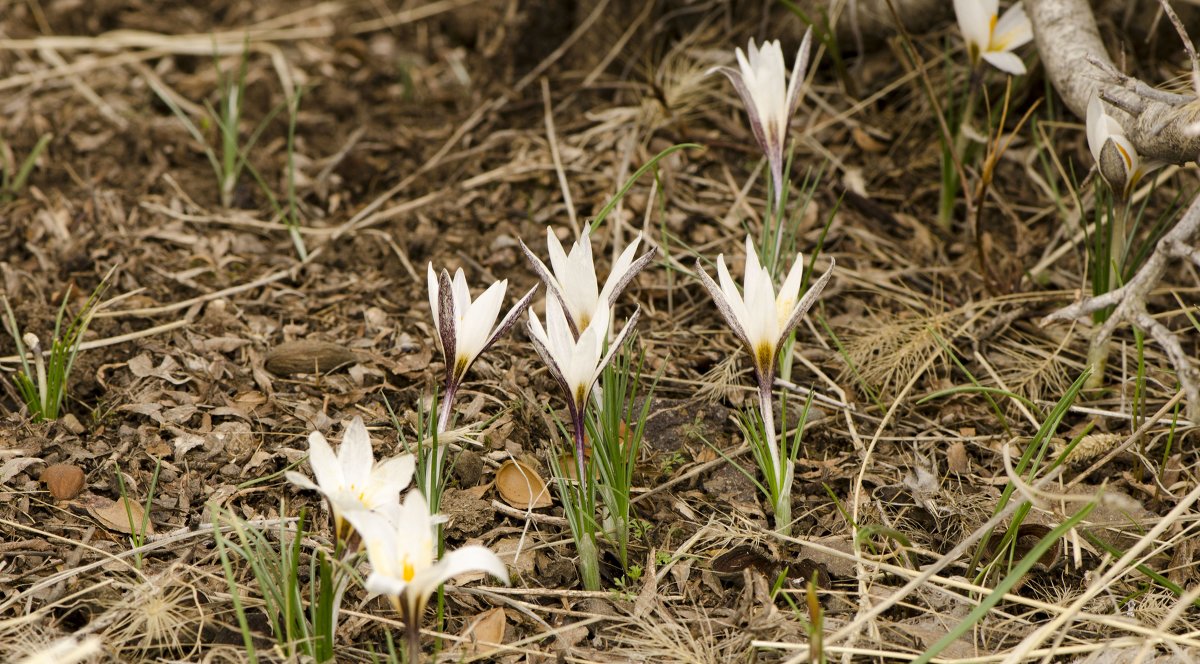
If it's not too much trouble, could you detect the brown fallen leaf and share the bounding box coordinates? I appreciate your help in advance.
[87,497,155,536]
[946,441,970,475]
[495,460,552,510]
[265,340,360,375]
[41,463,86,500]
[461,607,506,656]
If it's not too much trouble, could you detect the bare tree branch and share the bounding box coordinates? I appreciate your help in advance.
[1028,0,1200,165]
[1043,190,1200,419]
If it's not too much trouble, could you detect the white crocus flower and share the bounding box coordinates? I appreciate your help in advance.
[954,0,1033,75]
[520,227,655,338]
[285,416,415,541]
[427,264,535,391]
[527,299,637,417]
[696,237,833,383]
[527,298,639,470]
[350,491,508,662]
[710,29,813,209]
[1086,95,1161,199]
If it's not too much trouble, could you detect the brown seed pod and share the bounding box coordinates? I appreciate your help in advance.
[40,464,86,501]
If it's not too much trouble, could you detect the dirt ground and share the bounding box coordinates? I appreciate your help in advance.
[1,0,1199,662]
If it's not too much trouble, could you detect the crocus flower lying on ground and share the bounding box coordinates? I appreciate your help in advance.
[710,29,812,210]
[695,239,833,534]
[953,0,1032,75]
[349,490,509,664]
[520,227,655,337]
[427,264,536,431]
[285,416,415,542]
[1086,94,1161,199]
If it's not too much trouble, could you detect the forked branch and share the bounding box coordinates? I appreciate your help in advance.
[1043,190,1200,419]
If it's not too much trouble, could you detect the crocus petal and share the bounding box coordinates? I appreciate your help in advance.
[981,50,1026,76]
[366,454,416,508]
[589,307,640,389]
[482,285,537,353]
[954,0,995,58]
[451,269,472,315]
[306,430,344,495]
[457,279,507,372]
[437,269,458,375]
[406,545,510,610]
[426,263,440,343]
[713,64,769,162]
[695,260,752,350]
[1086,95,1107,165]
[284,471,320,492]
[778,259,836,343]
[992,2,1032,51]
[715,255,750,327]
[559,232,601,329]
[527,311,572,401]
[337,416,375,491]
[519,238,576,337]
[785,28,813,120]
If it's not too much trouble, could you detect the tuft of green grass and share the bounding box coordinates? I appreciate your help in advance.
[2,275,109,422]
[0,133,52,204]
[587,336,660,576]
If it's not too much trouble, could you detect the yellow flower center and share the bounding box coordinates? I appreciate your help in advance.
[403,555,416,582]
[756,341,774,372]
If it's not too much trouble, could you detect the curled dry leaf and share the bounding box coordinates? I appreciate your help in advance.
[87,496,155,536]
[461,607,506,656]
[264,339,360,375]
[495,459,552,510]
[41,463,86,500]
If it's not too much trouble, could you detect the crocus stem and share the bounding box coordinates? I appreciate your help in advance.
[757,374,793,535]
[572,408,587,484]
[390,595,422,664]
[938,68,982,230]
[1086,197,1129,390]
[436,380,458,434]
[757,377,780,472]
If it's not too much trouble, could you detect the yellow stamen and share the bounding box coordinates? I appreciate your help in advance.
[403,557,416,582]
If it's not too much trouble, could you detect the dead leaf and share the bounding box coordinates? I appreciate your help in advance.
[946,441,970,474]
[265,340,360,375]
[495,460,552,509]
[461,607,506,656]
[41,464,86,500]
[87,497,155,535]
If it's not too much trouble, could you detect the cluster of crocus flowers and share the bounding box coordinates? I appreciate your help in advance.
[287,418,508,662]
[695,239,833,533]
[953,0,1033,75]
[1086,94,1161,200]
[710,29,813,210]
[521,228,654,472]
[427,264,536,431]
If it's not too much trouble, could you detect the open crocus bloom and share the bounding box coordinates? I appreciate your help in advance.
[710,29,812,209]
[427,264,535,388]
[695,237,834,384]
[527,299,638,419]
[520,227,655,338]
[285,416,415,541]
[350,490,509,626]
[1086,95,1162,198]
[953,0,1033,75]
